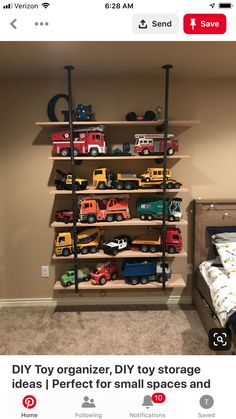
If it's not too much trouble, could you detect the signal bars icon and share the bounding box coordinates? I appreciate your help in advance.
[3,3,12,8]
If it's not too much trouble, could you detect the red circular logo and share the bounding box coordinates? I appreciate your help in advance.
[23,395,37,409]
[152,393,166,403]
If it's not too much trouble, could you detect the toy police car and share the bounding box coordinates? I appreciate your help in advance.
[102,235,132,256]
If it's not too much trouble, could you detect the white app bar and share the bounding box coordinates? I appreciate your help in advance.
[0,0,235,41]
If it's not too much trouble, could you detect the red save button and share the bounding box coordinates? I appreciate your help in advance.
[184,14,226,34]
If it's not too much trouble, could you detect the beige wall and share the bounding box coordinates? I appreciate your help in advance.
[1,72,236,301]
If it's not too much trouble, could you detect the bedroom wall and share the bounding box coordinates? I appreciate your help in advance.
[0,73,236,301]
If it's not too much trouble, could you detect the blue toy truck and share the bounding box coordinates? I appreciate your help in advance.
[122,259,171,285]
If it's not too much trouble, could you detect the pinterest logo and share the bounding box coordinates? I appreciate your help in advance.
[23,395,37,409]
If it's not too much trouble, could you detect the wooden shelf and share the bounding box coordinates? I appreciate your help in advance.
[54,274,186,291]
[52,250,187,260]
[50,187,189,195]
[48,155,190,161]
[37,120,201,128]
[51,218,188,228]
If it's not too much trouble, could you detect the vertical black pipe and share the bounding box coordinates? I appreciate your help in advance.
[64,65,79,293]
[161,64,173,290]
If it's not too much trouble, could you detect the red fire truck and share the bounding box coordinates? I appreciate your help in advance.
[52,127,107,157]
[78,197,130,223]
[134,133,179,156]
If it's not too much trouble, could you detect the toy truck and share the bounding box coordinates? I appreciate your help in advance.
[93,167,182,191]
[55,170,88,191]
[78,198,130,223]
[122,259,171,285]
[140,168,182,189]
[90,262,119,285]
[132,227,182,254]
[134,133,179,156]
[52,126,107,157]
[60,268,90,287]
[136,198,182,222]
[93,168,140,190]
[55,228,101,256]
[54,209,74,224]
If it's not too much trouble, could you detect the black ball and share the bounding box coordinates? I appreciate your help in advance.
[126,112,137,121]
[144,110,156,121]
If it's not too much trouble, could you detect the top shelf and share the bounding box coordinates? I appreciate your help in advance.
[36,120,201,128]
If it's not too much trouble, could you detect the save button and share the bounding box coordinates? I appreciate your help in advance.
[184,14,226,34]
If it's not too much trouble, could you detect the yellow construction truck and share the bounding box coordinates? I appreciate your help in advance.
[55,228,101,256]
[93,167,182,190]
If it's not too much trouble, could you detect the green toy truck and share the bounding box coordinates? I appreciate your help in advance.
[136,197,182,222]
[60,268,90,287]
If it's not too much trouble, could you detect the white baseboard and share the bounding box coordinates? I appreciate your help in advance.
[0,295,192,308]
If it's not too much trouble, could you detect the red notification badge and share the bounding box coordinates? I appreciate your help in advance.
[152,393,166,403]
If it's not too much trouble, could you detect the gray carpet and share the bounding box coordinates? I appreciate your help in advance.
[0,307,212,355]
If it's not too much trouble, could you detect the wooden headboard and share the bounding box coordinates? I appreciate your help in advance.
[194,199,236,271]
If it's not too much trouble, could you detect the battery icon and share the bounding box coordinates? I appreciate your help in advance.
[219,2,233,7]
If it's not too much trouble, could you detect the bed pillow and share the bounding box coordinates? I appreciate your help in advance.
[207,226,236,237]
[215,241,236,278]
[207,226,236,255]
[212,232,236,244]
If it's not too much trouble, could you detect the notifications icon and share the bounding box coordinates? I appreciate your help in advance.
[142,395,153,409]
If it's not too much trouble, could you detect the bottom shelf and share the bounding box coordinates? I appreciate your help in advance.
[54,274,186,291]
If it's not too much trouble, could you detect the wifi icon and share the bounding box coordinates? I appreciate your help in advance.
[42,2,50,8]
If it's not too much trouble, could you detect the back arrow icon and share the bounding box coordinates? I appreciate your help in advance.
[10,19,17,29]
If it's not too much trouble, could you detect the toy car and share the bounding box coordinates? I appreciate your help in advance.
[109,143,131,156]
[54,209,74,224]
[90,262,119,285]
[102,235,132,256]
[60,268,90,287]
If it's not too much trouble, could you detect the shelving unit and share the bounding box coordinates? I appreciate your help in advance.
[52,250,188,260]
[49,155,190,161]
[51,218,188,228]
[50,187,189,195]
[37,120,201,128]
[39,65,200,296]
[54,274,185,291]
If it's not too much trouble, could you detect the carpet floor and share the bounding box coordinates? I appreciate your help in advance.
[0,307,212,355]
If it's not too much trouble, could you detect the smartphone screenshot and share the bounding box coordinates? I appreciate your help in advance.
[0,0,235,418]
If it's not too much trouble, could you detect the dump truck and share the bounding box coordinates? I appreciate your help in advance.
[132,227,182,254]
[55,228,101,256]
[136,197,182,222]
[55,170,88,191]
[93,167,182,190]
[78,197,130,223]
[134,133,179,156]
[122,259,171,285]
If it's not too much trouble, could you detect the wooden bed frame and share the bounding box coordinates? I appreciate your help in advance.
[193,199,236,354]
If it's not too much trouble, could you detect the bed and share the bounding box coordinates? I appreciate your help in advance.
[193,199,236,354]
